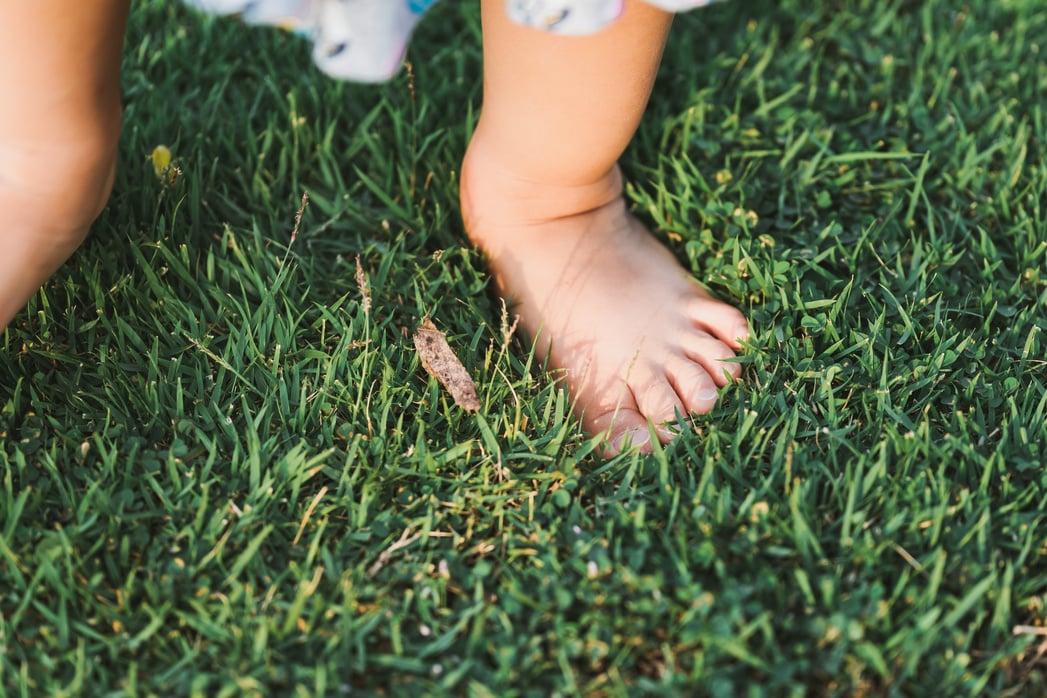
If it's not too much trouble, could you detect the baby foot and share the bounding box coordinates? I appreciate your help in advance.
[461,140,748,454]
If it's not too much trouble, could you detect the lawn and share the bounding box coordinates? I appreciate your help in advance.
[2,0,1046,695]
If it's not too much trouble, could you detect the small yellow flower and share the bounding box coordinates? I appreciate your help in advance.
[151,145,172,178]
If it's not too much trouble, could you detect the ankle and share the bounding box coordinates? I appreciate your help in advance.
[459,126,624,242]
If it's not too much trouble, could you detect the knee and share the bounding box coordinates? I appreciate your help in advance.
[2,118,121,240]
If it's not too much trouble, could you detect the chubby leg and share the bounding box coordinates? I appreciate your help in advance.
[461,0,748,452]
[0,0,130,331]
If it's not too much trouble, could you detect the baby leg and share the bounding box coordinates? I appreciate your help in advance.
[0,0,129,331]
[461,0,748,452]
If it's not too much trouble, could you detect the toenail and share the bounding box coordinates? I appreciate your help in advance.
[616,429,650,451]
[735,322,750,342]
[697,388,718,401]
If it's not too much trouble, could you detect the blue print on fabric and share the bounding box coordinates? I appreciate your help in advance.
[408,0,438,14]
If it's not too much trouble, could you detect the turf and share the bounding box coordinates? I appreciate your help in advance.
[2,0,1046,695]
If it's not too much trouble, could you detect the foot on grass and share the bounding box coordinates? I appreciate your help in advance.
[461,139,749,454]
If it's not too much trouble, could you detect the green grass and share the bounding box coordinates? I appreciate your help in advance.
[2,0,1046,695]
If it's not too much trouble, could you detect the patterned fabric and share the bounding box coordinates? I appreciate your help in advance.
[505,0,716,35]
[183,0,716,81]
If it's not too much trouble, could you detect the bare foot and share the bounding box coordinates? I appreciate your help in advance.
[461,138,749,454]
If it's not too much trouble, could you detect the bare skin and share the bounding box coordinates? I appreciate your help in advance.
[463,0,748,452]
[0,0,129,331]
[3,0,747,455]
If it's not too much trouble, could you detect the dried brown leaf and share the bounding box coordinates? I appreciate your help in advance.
[413,317,480,411]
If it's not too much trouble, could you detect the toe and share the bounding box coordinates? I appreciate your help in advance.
[588,408,654,455]
[682,333,742,385]
[630,376,690,438]
[687,294,749,349]
[666,358,720,416]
